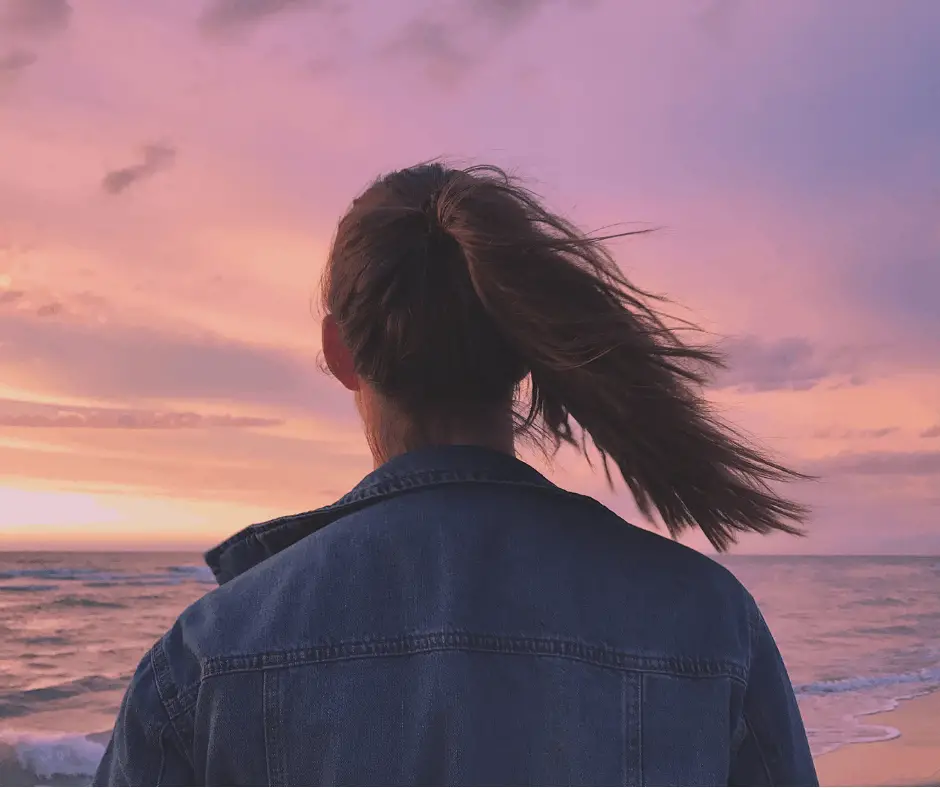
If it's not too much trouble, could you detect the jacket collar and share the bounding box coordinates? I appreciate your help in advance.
[204,445,557,585]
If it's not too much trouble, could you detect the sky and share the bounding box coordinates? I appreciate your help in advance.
[0,0,938,554]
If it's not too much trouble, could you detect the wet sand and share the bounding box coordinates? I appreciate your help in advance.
[815,690,940,787]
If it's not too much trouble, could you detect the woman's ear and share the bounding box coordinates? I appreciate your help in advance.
[321,314,361,392]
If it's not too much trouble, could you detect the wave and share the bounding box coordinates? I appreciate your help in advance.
[21,636,69,647]
[0,676,127,719]
[0,565,216,587]
[0,584,59,593]
[165,565,216,583]
[809,722,901,758]
[49,596,125,610]
[0,568,105,582]
[0,732,104,785]
[795,665,940,696]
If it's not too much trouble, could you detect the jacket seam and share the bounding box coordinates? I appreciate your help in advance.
[155,722,170,787]
[262,669,282,786]
[200,632,747,684]
[740,713,773,783]
[637,673,645,786]
[149,639,197,770]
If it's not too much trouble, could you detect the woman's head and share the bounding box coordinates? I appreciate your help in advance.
[321,162,809,550]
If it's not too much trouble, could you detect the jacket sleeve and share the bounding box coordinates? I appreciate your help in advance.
[729,597,818,786]
[93,647,195,787]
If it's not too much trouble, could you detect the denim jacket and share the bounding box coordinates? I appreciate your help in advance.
[95,445,817,786]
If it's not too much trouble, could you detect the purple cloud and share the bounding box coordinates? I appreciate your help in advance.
[472,0,546,28]
[0,49,37,73]
[716,336,867,392]
[0,310,353,418]
[198,0,326,36]
[0,400,281,429]
[0,289,26,305]
[813,450,940,477]
[382,0,559,83]
[814,427,898,440]
[693,0,741,45]
[0,0,71,36]
[101,144,177,196]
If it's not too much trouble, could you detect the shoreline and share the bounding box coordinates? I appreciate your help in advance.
[815,689,940,787]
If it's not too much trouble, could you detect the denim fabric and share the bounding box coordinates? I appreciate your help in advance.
[95,445,817,786]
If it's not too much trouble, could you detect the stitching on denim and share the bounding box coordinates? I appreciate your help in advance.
[741,714,773,783]
[621,672,644,786]
[200,631,747,684]
[637,673,645,786]
[730,707,748,753]
[149,641,196,770]
[621,674,628,785]
[263,669,282,786]
[155,723,169,787]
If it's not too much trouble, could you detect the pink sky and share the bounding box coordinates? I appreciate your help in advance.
[0,0,938,553]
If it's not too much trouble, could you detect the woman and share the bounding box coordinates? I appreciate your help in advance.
[96,163,817,786]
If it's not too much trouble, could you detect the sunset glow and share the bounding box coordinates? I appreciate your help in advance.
[1,0,937,553]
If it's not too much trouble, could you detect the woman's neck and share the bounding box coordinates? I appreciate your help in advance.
[359,392,515,467]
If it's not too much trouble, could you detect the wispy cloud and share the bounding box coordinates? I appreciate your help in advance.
[0,400,281,429]
[0,309,349,416]
[814,427,899,440]
[693,0,741,45]
[0,284,104,322]
[0,289,25,305]
[813,450,940,477]
[34,301,64,318]
[922,425,940,439]
[382,19,473,85]
[472,0,546,29]
[717,336,867,392]
[101,144,177,196]
[0,0,72,36]
[383,0,553,84]
[198,0,326,37]
[0,49,36,73]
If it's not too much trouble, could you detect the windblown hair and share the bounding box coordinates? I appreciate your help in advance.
[322,163,809,551]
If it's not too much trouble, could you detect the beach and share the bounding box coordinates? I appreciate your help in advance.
[816,690,940,787]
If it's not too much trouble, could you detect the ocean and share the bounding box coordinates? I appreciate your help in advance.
[0,553,937,785]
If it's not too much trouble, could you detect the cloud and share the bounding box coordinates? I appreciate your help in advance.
[922,425,940,439]
[0,0,71,36]
[716,336,867,392]
[814,427,898,440]
[472,0,546,29]
[812,450,940,477]
[198,0,326,37]
[0,309,353,417]
[0,400,281,429]
[382,0,552,84]
[35,301,64,318]
[693,0,741,45]
[101,144,177,196]
[0,283,104,321]
[382,19,473,85]
[0,49,36,73]
[0,289,25,305]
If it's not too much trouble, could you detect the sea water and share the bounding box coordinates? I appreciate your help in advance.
[0,553,937,785]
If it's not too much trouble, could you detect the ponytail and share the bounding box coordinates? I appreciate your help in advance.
[325,163,810,551]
